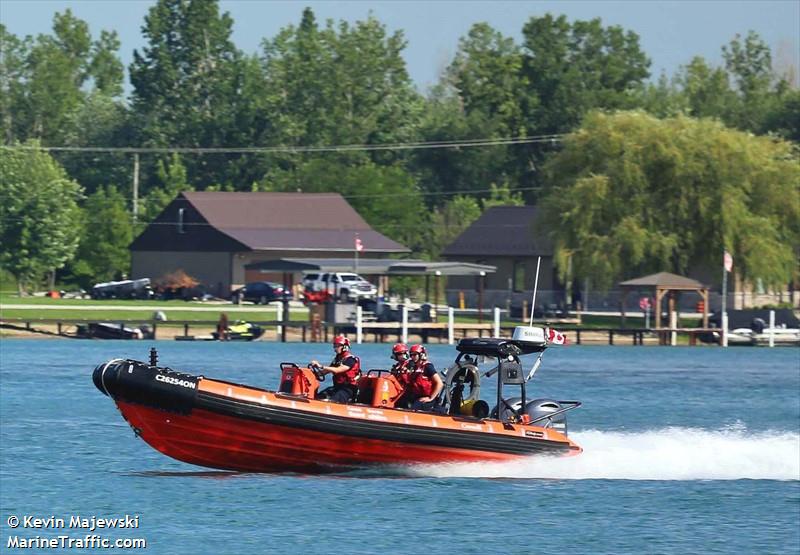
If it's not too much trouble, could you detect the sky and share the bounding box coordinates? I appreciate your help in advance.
[2,0,799,95]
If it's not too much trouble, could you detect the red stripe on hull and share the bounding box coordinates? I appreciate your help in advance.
[117,401,521,472]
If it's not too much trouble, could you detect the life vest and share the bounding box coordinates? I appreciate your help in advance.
[391,359,413,386]
[409,363,436,397]
[330,353,361,386]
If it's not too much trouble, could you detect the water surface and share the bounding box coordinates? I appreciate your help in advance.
[1,340,798,554]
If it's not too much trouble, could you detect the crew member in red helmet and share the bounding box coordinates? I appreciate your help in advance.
[309,335,361,404]
[407,344,444,412]
[389,343,412,384]
[389,343,414,408]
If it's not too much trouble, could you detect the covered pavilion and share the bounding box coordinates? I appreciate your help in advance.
[619,272,709,328]
[245,257,496,317]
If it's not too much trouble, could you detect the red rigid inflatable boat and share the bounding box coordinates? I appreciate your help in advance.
[92,328,582,472]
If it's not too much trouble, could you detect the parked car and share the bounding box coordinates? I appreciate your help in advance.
[302,272,377,301]
[233,281,288,304]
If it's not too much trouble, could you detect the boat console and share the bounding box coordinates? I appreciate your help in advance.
[448,326,581,433]
[278,362,322,397]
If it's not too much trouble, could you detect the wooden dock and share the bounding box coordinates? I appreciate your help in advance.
[1,317,721,346]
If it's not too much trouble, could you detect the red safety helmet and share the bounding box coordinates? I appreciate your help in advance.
[409,344,427,358]
[391,343,409,359]
[332,335,351,350]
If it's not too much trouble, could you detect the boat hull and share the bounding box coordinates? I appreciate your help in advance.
[117,401,545,472]
[96,359,581,472]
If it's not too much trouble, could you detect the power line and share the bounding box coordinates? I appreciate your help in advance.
[0,215,539,230]
[0,134,565,154]
[123,186,543,203]
[0,184,542,204]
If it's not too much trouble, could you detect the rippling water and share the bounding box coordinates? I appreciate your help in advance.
[1,340,798,554]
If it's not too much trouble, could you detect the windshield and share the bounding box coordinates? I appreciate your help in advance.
[340,274,361,282]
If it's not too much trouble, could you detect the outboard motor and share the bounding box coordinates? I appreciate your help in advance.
[525,398,568,435]
[491,397,569,435]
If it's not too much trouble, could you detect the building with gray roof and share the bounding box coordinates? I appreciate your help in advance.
[442,205,567,309]
[130,191,409,295]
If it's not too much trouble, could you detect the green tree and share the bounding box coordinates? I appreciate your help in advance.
[541,110,800,290]
[638,73,685,118]
[723,31,778,132]
[25,10,92,143]
[412,92,516,200]
[141,153,191,222]
[0,143,83,292]
[640,33,797,140]
[765,89,800,143]
[89,30,124,96]
[265,158,424,250]
[58,92,131,196]
[0,25,31,143]
[424,195,482,259]
[447,23,526,130]
[130,0,247,186]
[67,185,133,287]
[520,15,650,192]
[261,8,422,161]
[481,182,525,210]
[2,11,124,145]
[520,15,650,135]
[640,57,736,122]
[413,24,526,200]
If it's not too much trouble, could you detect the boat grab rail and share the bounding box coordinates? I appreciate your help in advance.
[526,400,582,426]
[365,369,393,377]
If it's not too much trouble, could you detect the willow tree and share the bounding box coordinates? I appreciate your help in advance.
[541,110,799,290]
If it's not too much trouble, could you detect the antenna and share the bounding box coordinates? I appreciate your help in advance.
[529,256,542,327]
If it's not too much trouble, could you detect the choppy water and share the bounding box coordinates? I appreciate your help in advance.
[1,340,798,554]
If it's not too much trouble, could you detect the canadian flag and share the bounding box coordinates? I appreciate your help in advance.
[355,236,364,252]
[547,327,568,345]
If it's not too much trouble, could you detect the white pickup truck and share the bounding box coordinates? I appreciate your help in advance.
[302,272,377,301]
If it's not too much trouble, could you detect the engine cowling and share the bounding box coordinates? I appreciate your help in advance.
[491,397,569,435]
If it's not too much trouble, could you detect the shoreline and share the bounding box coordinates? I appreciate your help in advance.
[0,324,675,346]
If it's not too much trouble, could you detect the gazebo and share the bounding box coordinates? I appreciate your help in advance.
[619,272,709,328]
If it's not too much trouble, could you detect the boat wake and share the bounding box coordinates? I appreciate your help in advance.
[408,426,800,481]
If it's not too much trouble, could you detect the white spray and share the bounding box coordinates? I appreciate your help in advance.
[410,426,800,481]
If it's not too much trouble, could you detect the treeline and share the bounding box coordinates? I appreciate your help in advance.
[1,1,797,292]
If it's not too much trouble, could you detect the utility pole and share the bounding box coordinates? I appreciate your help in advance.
[132,153,140,224]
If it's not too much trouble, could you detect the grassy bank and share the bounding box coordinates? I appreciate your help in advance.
[0,297,311,323]
[0,308,307,322]
[0,293,232,307]
[1,295,704,329]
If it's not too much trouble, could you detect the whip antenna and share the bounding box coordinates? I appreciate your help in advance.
[529,256,542,327]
